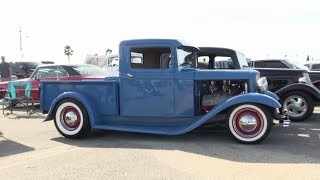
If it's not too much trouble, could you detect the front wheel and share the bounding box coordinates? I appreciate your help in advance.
[227,104,272,144]
[54,98,91,139]
[281,91,314,122]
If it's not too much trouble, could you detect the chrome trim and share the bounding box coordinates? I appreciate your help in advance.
[65,111,78,126]
[239,115,257,131]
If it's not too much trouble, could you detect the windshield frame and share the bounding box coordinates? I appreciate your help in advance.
[236,52,249,68]
[176,46,199,69]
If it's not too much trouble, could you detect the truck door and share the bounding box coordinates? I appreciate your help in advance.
[120,46,174,117]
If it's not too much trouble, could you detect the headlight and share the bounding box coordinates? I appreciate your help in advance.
[298,73,312,85]
[257,77,268,93]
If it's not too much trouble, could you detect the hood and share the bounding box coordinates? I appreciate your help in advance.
[194,69,258,80]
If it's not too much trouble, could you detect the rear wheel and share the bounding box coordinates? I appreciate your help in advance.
[281,91,314,122]
[54,98,91,139]
[227,104,272,144]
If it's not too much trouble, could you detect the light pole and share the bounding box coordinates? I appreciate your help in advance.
[19,27,23,58]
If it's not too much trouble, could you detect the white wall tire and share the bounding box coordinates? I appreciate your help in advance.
[54,99,91,139]
[227,104,272,144]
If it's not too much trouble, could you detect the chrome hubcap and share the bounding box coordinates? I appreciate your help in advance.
[233,108,263,138]
[239,115,257,132]
[65,112,78,126]
[60,106,81,131]
[283,95,307,118]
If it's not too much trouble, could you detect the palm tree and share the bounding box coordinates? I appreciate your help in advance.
[106,48,112,55]
[64,45,73,64]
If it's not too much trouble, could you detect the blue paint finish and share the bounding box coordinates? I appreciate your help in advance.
[40,39,285,138]
[42,80,119,124]
[44,92,97,128]
[174,70,195,117]
[91,93,281,135]
[120,77,175,116]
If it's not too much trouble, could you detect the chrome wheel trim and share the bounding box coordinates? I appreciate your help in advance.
[283,95,307,118]
[229,105,267,142]
[55,102,84,136]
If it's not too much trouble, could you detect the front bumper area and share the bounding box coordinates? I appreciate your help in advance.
[273,108,290,127]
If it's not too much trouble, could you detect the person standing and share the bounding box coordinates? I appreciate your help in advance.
[0,56,12,82]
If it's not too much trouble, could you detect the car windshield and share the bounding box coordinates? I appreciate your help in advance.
[72,65,108,76]
[236,52,249,68]
[285,59,309,70]
[177,46,198,68]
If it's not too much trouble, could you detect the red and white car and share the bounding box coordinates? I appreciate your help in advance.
[0,64,110,102]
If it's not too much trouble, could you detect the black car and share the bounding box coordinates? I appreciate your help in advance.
[249,59,320,89]
[197,47,320,121]
[10,61,43,79]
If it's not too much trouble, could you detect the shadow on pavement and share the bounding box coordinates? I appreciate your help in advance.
[51,113,320,164]
[2,105,45,120]
[0,131,35,157]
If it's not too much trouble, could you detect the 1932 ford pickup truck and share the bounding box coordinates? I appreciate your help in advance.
[40,39,289,144]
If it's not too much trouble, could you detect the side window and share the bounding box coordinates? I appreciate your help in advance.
[130,47,171,69]
[34,67,68,78]
[56,67,69,77]
[267,61,288,68]
[255,61,288,68]
[215,56,233,69]
[312,64,320,70]
[254,62,268,68]
[197,56,209,69]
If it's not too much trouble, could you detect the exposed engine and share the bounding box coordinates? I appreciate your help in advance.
[200,80,245,113]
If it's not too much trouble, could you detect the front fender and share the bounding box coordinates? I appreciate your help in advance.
[43,92,96,127]
[275,83,320,100]
[176,93,281,135]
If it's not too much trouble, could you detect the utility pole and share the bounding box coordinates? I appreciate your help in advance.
[19,27,23,58]
[19,27,22,51]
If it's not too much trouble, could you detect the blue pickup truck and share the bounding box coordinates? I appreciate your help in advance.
[40,39,289,144]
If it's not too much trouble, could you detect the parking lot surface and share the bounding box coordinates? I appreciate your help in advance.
[0,107,320,179]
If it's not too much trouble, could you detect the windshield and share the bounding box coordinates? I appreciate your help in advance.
[72,65,108,76]
[236,52,249,68]
[177,46,198,68]
[285,59,309,70]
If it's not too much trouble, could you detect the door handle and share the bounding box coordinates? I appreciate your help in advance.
[126,73,134,78]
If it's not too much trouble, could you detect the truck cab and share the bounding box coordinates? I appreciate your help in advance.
[40,39,289,144]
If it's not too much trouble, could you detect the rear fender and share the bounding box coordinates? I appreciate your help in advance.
[43,92,95,127]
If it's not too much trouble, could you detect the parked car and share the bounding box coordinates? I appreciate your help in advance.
[304,62,320,71]
[198,47,320,121]
[40,39,289,144]
[10,61,42,79]
[249,59,320,89]
[41,61,55,64]
[85,54,119,68]
[0,64,108,102]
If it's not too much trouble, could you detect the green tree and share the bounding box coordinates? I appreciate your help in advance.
[106,48,112,55]
[64,45,73,64]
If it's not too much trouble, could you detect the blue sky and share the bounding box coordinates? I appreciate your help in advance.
[0,0,319,64]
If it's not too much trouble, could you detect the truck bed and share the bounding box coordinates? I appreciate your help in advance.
[40,78,119,116]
